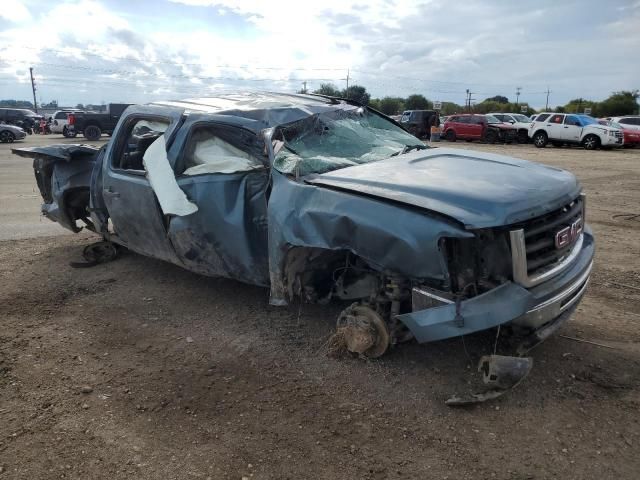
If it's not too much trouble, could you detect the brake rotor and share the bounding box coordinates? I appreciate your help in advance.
[336,304,390,358]
[69,241,119,268]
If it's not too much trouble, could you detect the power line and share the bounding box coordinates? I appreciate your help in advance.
[3,44,348,72]
[2,58,346,85]
[3,44,553,91]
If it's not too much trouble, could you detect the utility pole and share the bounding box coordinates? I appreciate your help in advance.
[515,86,522,107]
[345,69,350,91]
[545,86,551,111]
[301,81,307,94]
[465,89,475,112]
[29,67,38,113]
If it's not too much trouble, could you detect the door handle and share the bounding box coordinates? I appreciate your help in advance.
[564,126,569,128]
[103,187,120,198]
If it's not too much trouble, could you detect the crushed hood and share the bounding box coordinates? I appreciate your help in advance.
[304,148,582,229]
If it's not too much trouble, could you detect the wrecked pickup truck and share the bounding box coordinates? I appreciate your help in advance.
[14,93,594,369]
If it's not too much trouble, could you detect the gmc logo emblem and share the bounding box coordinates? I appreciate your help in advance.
[555,217,583,249]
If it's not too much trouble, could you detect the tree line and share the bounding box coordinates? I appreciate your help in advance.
[309,83,640,117]
[3,87,638,117]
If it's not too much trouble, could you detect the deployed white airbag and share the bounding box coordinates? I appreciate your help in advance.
[143,135,198,217]
[183,136,261,175]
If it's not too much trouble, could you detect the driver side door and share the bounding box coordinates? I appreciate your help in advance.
[165,115,271,286]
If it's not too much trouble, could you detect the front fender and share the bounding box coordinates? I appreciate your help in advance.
[267,170,473,305]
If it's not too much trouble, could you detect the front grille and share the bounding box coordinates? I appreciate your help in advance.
[519,197,584,276]
[613,131,623,138]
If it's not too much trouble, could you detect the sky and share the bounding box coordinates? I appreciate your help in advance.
[0,0,638,108]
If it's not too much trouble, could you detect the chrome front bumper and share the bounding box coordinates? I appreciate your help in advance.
[511,259,592,329]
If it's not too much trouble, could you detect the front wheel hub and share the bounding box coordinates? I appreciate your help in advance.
[336,304,390,358]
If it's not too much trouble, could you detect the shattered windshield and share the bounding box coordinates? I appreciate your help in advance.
[273,106,426,176]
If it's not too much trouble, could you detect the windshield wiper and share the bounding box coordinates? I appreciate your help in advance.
[390,144,428,157]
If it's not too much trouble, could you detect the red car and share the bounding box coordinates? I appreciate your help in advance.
[443,114,517,143]
[598,119,640,147]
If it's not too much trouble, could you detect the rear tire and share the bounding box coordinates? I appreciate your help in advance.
[582,134,600,150]
[62,126,77,138]
[84,125,102,141]
[0,130,15,143]
[533,131,548,148]
[445,129,456,142]
[485,130,497,144]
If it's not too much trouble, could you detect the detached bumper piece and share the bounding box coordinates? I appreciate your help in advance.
[446,355,533,406]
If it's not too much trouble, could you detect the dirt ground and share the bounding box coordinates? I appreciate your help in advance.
[1,135,639,479]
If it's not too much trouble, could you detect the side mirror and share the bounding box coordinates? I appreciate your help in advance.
[509,120,515,124]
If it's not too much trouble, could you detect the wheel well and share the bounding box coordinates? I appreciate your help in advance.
[281,247,380,303]
[533,129,547,137]
[62,187,93,232]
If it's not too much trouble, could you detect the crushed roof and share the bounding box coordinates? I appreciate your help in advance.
[149,92,352,131]
[151,92,336,114]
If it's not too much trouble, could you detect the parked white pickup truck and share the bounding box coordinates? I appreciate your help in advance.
[50,110,83,137]
[529,113,623,150]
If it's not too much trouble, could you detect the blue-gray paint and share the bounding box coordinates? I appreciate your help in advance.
[266,170,474,304]
[398,282,532,343]
[306,148,582,229]
[12,144,99,232]
[170,170,271,285]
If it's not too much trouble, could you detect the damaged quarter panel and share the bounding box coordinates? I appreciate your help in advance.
[12,144,100,232]
[267,170,474,305]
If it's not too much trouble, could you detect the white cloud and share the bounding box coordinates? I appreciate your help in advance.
[0,0,637,107]
[0,0,31,23]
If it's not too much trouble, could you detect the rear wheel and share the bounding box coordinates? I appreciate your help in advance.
[62,126,77,138]
[84,125,102,141]
[485,129,497,144]
[0,130,15,143]
[445,129,456,142]
[532,131,548,148]
[582,134,600,150]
